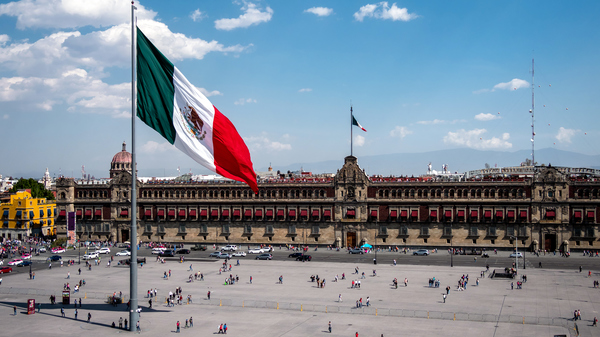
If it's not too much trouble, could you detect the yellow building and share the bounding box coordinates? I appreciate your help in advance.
[1,190,56,240]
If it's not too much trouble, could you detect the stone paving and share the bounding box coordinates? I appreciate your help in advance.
[0,253,597,336]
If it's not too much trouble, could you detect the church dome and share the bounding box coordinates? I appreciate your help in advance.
[112,142,132,164]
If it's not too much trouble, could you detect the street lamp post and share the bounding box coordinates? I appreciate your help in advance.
[450,235,453,267]
[511,235,518,276]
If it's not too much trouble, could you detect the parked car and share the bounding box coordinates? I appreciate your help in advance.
[17,260,32,267]
[209,251,222,258]
[83,252,99,260]
[219,253,232,259]
[255,253,273,260]
[39,247,47,253]
[116,250,131,256]
[262,246,273,252]
[47,255,62,262]
[413,249,430,256]
[349,248,364,254]
[509,252,523,258]
[176,249,190,255]
[51,248,66,254]
[221,245,238,252]
[248,247,264,254]
[21,253,31,260]
[232,251,246,257]
[288,252,303,258]
[0,266,12,274]
[96,247,111,254]
[8,259,23,266]
[190,244,207,251]
[296,255,312,262]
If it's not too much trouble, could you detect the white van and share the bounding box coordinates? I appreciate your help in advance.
[151,247,166,255]
[221,245,238,252]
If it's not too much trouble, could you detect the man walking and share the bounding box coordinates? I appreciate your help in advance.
[328,321,332,333]
[137,320,141,332]
[87,312,91,323]
[119,317,123,329]
[443,294,447,303]
[74,308,78,320]
[176,320,180,333]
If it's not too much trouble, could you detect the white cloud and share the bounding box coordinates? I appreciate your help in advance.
[246,133,292,152]
[215,2,273,31]
[555,127,579,143]
[0,0,157,29]
[234,98,257,105]
[389,126,412,139]
[493,78,529,91]
[354,135,365,146]
[354,2,417,22]
[2,114,8,119]
[0,34,9,46]
[304,7,333,17]
[416,119,465,125]
[140,141,174,154]
[198,87,222,97]
[443,128,512,150]
[474,113,501,121]
[298,88,312,93]
[190,9,206,22]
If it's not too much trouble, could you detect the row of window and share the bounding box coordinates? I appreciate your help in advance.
[1,209,54,219]
[376,188,527,200]
[140,208,333,222]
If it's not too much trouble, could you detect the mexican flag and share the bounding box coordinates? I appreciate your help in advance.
[352,114,367,132]
[136,28,258,193]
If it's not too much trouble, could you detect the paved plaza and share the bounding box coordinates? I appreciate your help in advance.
[0,252,597,336]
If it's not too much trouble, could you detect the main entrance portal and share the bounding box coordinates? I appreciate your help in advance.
[544,233,557,252]
[121,229,129,243]
[347,232,356,248]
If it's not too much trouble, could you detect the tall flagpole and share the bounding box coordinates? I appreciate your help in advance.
[350,106,353,157]
[129,1,139,331]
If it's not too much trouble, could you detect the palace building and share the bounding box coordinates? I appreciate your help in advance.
[55,145,600,252]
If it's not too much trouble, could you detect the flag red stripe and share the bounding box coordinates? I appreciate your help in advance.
[212,106,258,193]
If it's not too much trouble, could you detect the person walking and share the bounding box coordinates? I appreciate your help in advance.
[37,303,41,313]
[87,312,91,323]
[328,321,332,333]
[119,317,123,329]
[250,276,252,284]
[61,307,65,317]
[189,317,193,328]
[13,305,17,315]
[223,323,227,334]
[339,294,342,302]
[207,291,211,300]
[176,320,180,333]
[443,294,447,303]
[74,308,78,320]
[136,320,141,332]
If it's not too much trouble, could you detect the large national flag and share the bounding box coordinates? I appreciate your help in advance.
[351,114,367,132]
[136,28,258,193]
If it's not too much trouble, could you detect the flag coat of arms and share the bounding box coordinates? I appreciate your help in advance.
[136,28,258,193]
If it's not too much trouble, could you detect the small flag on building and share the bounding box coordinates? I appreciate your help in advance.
[136,28,258,193]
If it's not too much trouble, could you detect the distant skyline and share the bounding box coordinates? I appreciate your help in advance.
[0,1,599,179]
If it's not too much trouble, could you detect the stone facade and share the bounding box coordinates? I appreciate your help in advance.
[55,156,600,252]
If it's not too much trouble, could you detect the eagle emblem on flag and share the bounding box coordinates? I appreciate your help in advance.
[181,105,207,141]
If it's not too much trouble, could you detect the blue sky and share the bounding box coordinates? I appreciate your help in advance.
[0,0,599,179]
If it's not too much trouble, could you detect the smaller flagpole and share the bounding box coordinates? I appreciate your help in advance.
[350,106,353,157]
[129,1,138,331]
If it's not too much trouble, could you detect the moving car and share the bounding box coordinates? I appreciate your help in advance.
[51,248,66,254]
[232,251,246,257]
[17,260,32,267]
[262,246,273,252]
[349,248,364,254]
[21,253,31,260]
[413,249,430,256]
[219,253,231,259]
[296,255,312,262]
[176,249,190,254]
[151,248,166,255]
[209,251,223,258]
[159,250,175,257]
[8,259,23,266]
[96,247,111,254]
[221,245,238,252]
[0,266,12,274]
[190,244,207,251]
[288,252,303,258]
[39,247,47,253]
[116,250,131,256]
[255,253,273,260]
[47,255,62,262]
[509,252,523,258]
[248,247,264,254]
[83,252,99,260]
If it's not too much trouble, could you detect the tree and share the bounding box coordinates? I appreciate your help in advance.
[484,163,491,169]
[9,178,55,200]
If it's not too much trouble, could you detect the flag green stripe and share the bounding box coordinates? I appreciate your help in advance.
[136,27,176,144]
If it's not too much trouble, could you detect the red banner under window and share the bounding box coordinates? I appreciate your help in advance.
[574,211,582,218]
[390,210,397,218]
[95,209,102,216]
[289,210,296,217]
[347,209,356,216]
[265,210,273,217]
[144,210,152,216]
[189,210,197,217]
[323,210,331,217]
[168,210,175,217]
[496,210,503,218]
[301,210,308,217]
[507,210,514,218]
[445,210,452,218]
[520,210,528,218]
[587,211,595,219]
[411,210,418,218]
[371,210,378,217]
[59,210,66,217]
[430,210,437,218]
[457,210,465,217]
[222,210,229,217]
[244,210,252,217]
[255,210,263,217]
[120,210,128,216]
[312,210,319,217]
[471,210,478,218]
[76,210,82,216]
[157,210,165,217]
[200,210,207,217]
[211,210,219,217]
[484,210,491,218]
[179,210,186,217]
[85,210,92,216]
[400,210,407,217]
[277,210,284,217]
[545,210,554,217]
[233,210,240,217]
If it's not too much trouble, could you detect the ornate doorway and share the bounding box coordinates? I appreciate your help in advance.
[347,232,356,248]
